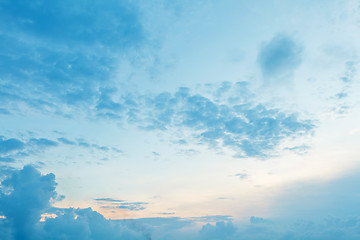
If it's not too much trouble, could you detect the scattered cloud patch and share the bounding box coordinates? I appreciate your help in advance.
[133,83,314,158]
[340,60,357,83]
[329,60,359,117]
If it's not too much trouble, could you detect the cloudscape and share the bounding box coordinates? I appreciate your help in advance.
[1,0,360,239]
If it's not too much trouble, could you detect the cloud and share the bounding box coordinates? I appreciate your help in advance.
[28,138,58,148]
[249,216,273,224]
[0,109,10,115]
[283,144,310,155]
[0,138,25,154]
[57,138,76,145]
[0,158,15,163]
[95,198,148,212]
[190,215,233,222]
[0,136,122,164]
[2,165,360,239]
[152,152,160,157]
[340,60,357,83]
[25,81,312,159]
[0,0,149,115]
[133,82,314,158]
[271,172,360,220]
[0,137,59,163]
[257,34,303,79]
[0,4,315,161]
[43,208,150,240]
[329,60,359,116]
[0,165,57,239]
[0,165,150,240]
[83,82,314,158]
[1,80,314,162]
[199,221,237,240]
[235,173,249,180]
[194,216,360,240]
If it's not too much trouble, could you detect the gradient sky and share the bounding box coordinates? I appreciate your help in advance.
[1,0,360,239]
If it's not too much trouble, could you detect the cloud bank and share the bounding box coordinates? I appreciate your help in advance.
[1,165,360,240]
[0,165,150,240]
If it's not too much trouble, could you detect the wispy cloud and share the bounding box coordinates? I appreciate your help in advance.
[95,198,148,211]
[0,136,121,163]
[235,173,249,180]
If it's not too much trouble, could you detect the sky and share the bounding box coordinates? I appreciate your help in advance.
[1,0,360,239]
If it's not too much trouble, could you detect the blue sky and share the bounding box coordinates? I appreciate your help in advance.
[1,0,360,239]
